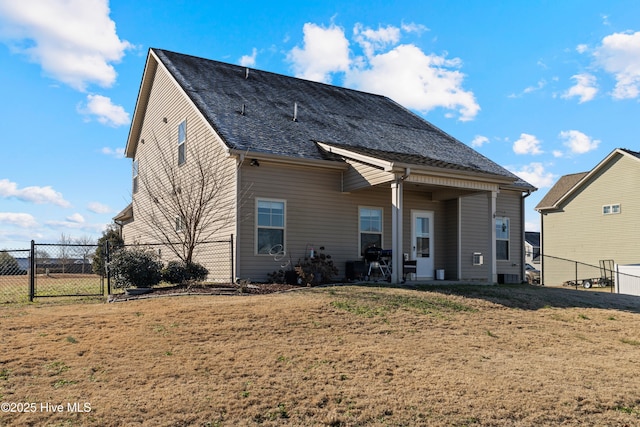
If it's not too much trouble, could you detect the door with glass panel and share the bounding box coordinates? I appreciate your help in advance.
[411,211,434,279]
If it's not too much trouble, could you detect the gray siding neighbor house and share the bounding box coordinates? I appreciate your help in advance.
[535,148,640,286]
[116,48,536,284]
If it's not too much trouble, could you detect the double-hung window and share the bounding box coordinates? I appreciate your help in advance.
[496,217,510,260]
[175,216,185,232]
[257,199,285,254]
[359,207,382,255]
[178,120,186,165]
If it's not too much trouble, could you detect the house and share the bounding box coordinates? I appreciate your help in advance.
[524,231,540,265]
[116,48,536,284]
[535,148,640,286]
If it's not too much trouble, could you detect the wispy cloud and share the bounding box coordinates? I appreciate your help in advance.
[88,202,111,214]
[78,94,130,127]
[0,212,38,228]
[471,135,489,148]
[101,147,125,159]
[0,179,70,207]
[562,73,598,103]
[287,21,479,121]
[508,163,556,189]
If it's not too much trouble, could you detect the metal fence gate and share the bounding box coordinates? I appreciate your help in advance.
[0,249,31,303]
[30,241,104,300]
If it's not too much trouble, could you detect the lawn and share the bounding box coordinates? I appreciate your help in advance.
[1,284,640,426]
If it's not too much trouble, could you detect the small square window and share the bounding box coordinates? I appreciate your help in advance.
[603,204,621,215]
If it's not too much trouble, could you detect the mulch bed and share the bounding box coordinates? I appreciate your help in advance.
[108,282,301,302]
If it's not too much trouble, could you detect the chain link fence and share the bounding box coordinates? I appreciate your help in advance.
[0,249,30,304]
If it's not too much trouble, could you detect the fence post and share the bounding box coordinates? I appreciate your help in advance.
[29,240,35,302]
[105,240,111,295]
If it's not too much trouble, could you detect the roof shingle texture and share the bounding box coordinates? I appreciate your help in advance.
[154,48,531,186]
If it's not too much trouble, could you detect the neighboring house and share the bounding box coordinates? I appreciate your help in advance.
[524,231,540,265]
[535,148,640,286]
[116,48,536,284]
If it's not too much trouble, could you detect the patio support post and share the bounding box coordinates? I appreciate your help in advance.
[489,190,498,283]
[391,178,403,284]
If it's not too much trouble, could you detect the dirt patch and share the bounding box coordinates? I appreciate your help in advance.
[2,284,640,426]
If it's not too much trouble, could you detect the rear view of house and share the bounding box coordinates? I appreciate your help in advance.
[116,48,535,284]
[536,148,640,286]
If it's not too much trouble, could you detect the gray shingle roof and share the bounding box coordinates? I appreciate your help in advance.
[153,48,533,188]
[535,172,588,210]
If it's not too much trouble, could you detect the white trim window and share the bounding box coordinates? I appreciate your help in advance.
[175,216,185,232]
[496,217,510,261]
[359,207,382,255]
[603,204,621,215]
[256,199,285,254]
[132,159,139,193]
[178,120,186,165]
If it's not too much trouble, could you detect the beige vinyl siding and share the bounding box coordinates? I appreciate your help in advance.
[460,193,490,281]
[342,160,394,192]
[459,191,523,282]
[542,154,640,286]
[238,162,469,282]
[122,64,237,282]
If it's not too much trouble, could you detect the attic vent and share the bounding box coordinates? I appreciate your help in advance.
[245,68,249,79]
[293,102,298,122]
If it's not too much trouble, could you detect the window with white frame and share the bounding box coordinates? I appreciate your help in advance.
[178,120,186,165]
[256,199,285,254]
[603,204,621,215]
[496,217,510,261]
[175,216,185,232]
[132,159,139,193]
[359,207,382,255]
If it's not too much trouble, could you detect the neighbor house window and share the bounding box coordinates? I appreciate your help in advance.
[496,217,510,260]
[132,160,139,193]
[256,199,285,254]
[178,120,186,165]
[360,207,382,255]
[175,216,185,232]
[603,204,621,215]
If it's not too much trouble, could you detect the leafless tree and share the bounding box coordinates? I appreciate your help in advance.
[73,235,96,274]
[58,233,73,274]
[135,132,248,264]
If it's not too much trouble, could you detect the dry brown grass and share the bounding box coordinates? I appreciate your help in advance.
[1,284,640,426]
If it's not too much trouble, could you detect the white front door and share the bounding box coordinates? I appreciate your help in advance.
[411,210,434,279]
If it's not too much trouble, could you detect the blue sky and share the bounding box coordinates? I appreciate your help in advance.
[1,0,640,249]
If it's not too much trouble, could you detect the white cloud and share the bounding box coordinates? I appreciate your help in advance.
[287,21,479,121]
[88,202,111,214]
[79,94,129,127]
[523,79,547,94]
[471,135,489,148]
[562,73,598,103]
[66,213,85,223]
[353,23,401,57]
[346,44,479,121]
[0,212,38,228]
[0,0,132,91]
[101,147,125,158]
[559,130,600,154]
[594,31,640,99]
[287,22,350,83]
[576,44,589,54]
[0,179,71,207]
[239,48,257,67]
[513,133,543,155]
[508,163,556,189]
